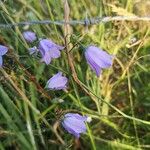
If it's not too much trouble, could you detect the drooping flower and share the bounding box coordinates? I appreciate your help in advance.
[85,46,113,76]
[22,31,37,43]
[0,45,8,67]
[62,113,88,138]
[46,72,68,90]
[38,39,64,65]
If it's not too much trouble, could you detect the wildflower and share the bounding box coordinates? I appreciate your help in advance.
[62,113,88,138]
[85,46,113,76]
[0,45,8,67]
[38,39,64,65]
[22,31,37,43]
[46,72,68,90]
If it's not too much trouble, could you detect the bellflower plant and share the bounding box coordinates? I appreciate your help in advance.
[38,39,64,65]
[46,72,68,90]
[85,46,113,76]
[22,31,37,43]
[62,113,88,138]
[0,45,8,67]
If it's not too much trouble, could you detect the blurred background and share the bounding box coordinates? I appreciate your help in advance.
[0,0,150,149]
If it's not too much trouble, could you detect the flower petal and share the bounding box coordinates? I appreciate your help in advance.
[65,113,87,122]
[86,46,113,68]
[47,77,67,90]
[41,52,52,65]
[85,52,102,76]
[62,121,80,138]
[62,113,88,138]
[38,39,52,53]
[23,31,37,43]
[64,117,86,133]
[47,72,68,90]
[48,47,61,58]
[38,39,64,64]
[0,45,8,56]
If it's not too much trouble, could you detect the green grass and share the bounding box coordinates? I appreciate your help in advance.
[0,0,150,149]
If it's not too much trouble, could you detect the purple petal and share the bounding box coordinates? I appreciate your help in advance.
[48,47,61,58]
[41,52,52,65]
[38,39,53,54]
[47,77,67,90]
[85,46,113,69]
[39,39,62,53]
[62,117,86,137]
[62,113,88,138]
[38,42,45,57]
[47,72,68,90]
[85,52,102,76]
[23,31,37,43]
[0,45,8,56]
[65,113,87,122]
[0,56,3,67]
[63,118,86,133]
[38,39,64,64]
[62,122,80,138]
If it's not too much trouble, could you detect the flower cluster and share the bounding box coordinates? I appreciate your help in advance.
[23,31,113,76]
[1,30,113,138]
[22,31,64,65]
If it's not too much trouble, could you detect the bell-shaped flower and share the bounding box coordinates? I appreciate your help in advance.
[85,46,113,76]
[38,39,64,65]
[22,31,37,43]
[46,72,68,90]
[62,113,88,138]
[0,45,8,67]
